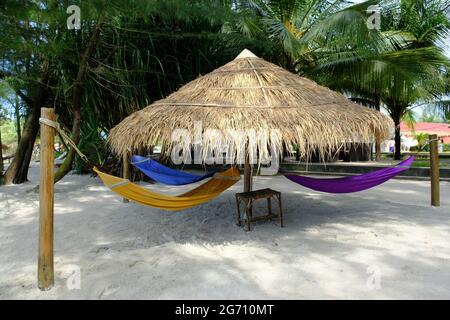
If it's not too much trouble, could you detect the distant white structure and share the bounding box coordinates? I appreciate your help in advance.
[380,137,417,153]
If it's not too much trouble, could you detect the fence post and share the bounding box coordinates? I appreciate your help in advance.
[429,134,440,207]
[122,151,130,203]
[38,107,56,290]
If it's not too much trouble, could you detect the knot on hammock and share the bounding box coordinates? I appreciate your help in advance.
[39,117,90,164]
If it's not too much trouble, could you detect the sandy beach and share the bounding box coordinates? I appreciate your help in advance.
[1,163,449,299]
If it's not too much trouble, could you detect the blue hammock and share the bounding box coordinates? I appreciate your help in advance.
[131,155,218,185]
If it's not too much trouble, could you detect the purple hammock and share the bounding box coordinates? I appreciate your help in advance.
[282,156,415,193]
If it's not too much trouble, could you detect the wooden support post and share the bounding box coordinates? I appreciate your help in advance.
[375,129,381,162]
[243,151,253,219]
[244,152,252,193]
[122,151,130,203]
[38,107,55,290]
[137,145,144,181]
[235,195,241,226]
[429,134,440,207]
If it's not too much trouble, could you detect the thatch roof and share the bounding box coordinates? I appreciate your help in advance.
[108,49,392,162]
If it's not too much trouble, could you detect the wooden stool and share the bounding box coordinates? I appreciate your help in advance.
[235,188,283,231]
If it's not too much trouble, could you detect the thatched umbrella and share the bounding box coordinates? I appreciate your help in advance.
[108,49,392,192]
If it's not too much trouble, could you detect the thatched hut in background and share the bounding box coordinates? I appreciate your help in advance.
[108,49,392,192]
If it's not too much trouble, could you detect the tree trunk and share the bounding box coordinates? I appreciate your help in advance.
[15,94,21,144]
[53,106,81,182]
[393,115,402,160]
[374,96,381,161]
[4,102,42,184]
[3,70,49,184]
[54,22,103,183]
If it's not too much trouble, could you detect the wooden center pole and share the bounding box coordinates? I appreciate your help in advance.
[122,151,130,203]
[244,150,253,193]
[243,149,253,219]
[38,107,56,290]
[137,145,144,181]
[429,134,440,207]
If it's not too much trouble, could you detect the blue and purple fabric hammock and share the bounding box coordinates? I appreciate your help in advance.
[281,156,415,193]
[132,154,415,192]
[131,155,218,185]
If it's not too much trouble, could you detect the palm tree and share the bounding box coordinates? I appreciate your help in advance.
[307,0,450,159]
[229,0,450,160]
[227,0,386,70]
[379,0,450,159]
[227,1,446,159]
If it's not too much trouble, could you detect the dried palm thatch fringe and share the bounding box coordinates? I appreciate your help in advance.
[108,49,393,163]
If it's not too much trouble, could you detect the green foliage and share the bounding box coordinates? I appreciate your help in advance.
[1,0,275,171]
[410,160,430,167]
[74,111,108,173]
[229,1,449,122]
[227,0,386,70]
[384,0,450,48]
[0,120,17,148]
[414,132,429,150]
[402,109,417,129]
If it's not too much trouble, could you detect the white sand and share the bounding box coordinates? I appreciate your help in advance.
[1,162,449,299]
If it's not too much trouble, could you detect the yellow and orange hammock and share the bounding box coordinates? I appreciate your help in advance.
[94,167,240,211]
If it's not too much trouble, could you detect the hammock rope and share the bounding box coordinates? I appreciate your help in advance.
[39,118,90,164]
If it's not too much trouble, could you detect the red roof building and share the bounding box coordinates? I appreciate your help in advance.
[400,122,450,144]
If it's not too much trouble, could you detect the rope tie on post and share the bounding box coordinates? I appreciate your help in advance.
[39,118,90,164]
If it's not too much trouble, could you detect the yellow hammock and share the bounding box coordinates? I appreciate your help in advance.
[94,167,241,211]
